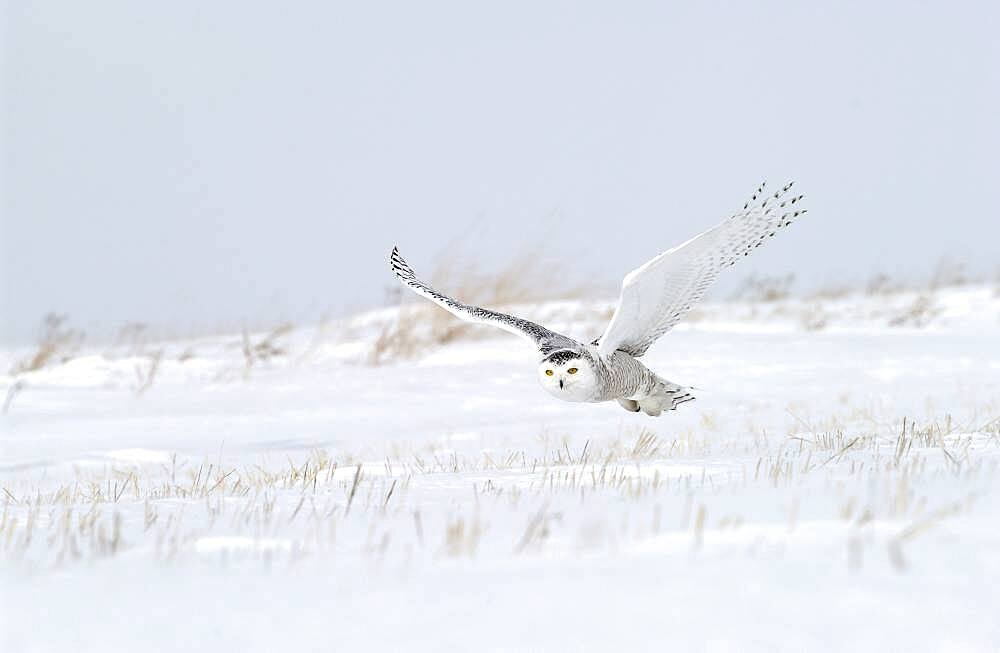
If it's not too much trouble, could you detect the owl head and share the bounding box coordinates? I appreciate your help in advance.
[537,348,596,401]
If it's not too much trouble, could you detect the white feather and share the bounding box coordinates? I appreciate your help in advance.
[597,182,807,357]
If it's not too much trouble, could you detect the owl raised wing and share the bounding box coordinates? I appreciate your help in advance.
[596,181,807,358]
[389,247,581,356]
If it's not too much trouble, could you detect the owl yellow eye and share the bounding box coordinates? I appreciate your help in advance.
[568,367,578,374]
[545,369,554,376]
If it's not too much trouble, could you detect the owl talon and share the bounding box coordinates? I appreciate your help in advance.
[617,398,641,412]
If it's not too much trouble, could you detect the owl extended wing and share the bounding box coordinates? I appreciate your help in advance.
[597,182,807,358]
[389,247,580,355]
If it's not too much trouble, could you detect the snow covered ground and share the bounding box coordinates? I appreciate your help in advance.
[2,285,1000,651]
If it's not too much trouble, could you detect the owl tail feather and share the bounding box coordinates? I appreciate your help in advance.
[631,379,696,417]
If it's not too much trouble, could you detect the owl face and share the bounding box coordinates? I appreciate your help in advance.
[537,351,596,402]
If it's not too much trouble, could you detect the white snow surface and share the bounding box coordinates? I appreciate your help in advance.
[2,286,1000,651]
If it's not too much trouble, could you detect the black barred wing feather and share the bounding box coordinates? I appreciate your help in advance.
[597,182,807,358]
[389,247,581,355]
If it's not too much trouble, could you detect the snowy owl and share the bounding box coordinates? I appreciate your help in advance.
[389,181,807,416]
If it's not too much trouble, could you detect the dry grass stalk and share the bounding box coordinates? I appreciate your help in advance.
[134,350,163,397]
[692,504,707,551]
[345,464,363,516]
[630,429,661,459]
[2,381,24,415]
[514,503,552,554]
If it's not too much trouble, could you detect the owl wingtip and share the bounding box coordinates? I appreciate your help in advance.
[389,246,404,269]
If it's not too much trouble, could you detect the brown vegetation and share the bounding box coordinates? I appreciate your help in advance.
[11,314,85,375]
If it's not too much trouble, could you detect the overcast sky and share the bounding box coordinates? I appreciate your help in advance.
[3,1,998,344]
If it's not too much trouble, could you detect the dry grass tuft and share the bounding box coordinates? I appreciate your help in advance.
[929,259,969,289]
[799,303,831,331]
[809,283,854,301]
[241,323,294,376]
[888,294,941,328]
[112,322,149,357]
[864,272,904,296]
[11,314,85,375]
[442,515,483,558]
[730,274,796,303]
[367,308,425,365]
[630,429,662,459]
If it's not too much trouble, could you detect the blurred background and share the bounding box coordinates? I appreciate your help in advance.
[3,0,998,344]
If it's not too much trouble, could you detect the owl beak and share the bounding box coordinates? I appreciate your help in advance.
[559,379,564,389]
